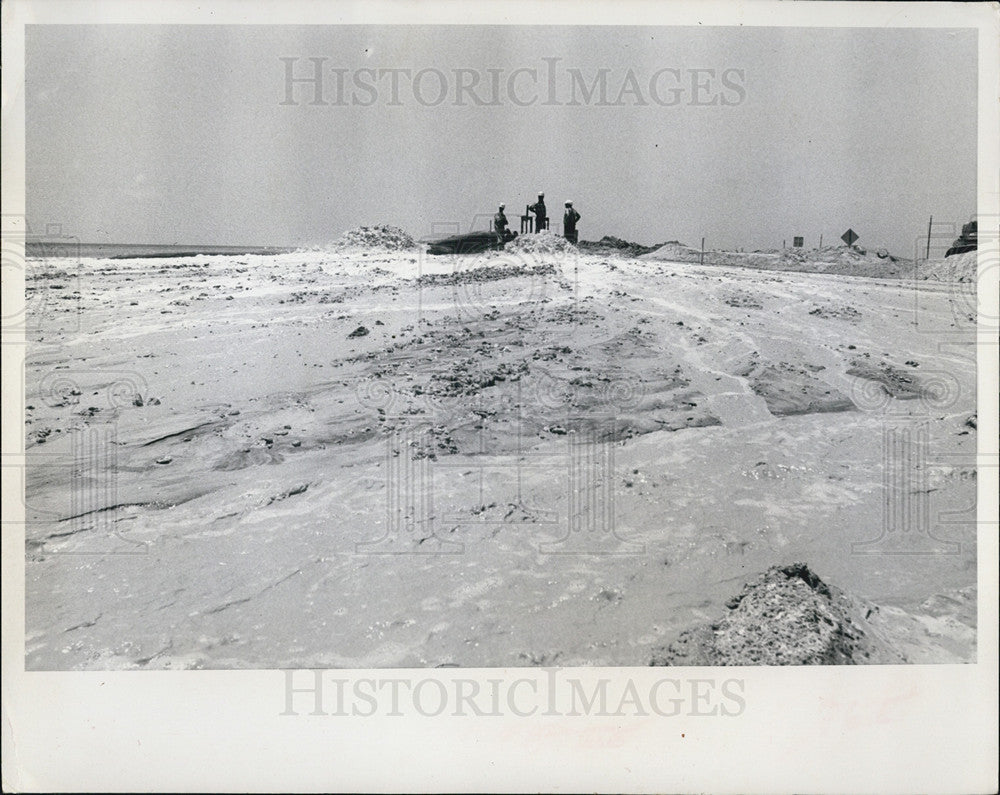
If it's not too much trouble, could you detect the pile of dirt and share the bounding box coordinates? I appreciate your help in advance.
[642,242,703,262]
[651,564,906,666]
[505,230,577,256]
[918,250,977,282]
[334,225,417,251]
[578,236,661,257]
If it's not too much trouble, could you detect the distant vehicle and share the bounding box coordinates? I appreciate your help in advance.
[946,219,977,257]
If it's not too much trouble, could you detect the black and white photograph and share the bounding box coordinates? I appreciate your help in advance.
[3,1,997,792]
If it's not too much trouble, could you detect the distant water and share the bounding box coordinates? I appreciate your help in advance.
[25,242,296,260]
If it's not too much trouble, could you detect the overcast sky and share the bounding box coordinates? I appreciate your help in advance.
[26,24,977,254]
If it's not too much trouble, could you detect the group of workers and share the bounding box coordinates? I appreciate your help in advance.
[494,192,581,244]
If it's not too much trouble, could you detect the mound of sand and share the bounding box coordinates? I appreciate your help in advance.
[919,250,977,282]
[335,225,417,251]
[652,563,905,665]
[505,230,577,256]
[577,236,662,257]
[642,242,702,262]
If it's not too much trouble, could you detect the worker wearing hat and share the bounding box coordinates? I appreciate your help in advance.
[494,202,513,242]
[528,192,547,233]
[494,203,509,236]
[563,200,581,244]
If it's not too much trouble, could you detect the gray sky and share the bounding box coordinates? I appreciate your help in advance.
[26,24,977,254]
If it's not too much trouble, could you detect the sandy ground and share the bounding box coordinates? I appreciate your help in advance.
[639,241,964,280]
[22,241,977,669]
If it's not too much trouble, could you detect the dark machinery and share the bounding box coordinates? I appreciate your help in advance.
[945,219,977,257]
[426,229,517,255]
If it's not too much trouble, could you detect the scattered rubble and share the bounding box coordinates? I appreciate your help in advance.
[846,358,929,400]
[415,261,558,286]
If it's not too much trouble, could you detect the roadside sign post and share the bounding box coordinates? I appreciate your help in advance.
[841,228,859,247]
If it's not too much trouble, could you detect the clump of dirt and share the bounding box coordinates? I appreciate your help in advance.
[723,290,763,309]
[334,225,417,251]
[808,303,862,321]
[651,564,906,666]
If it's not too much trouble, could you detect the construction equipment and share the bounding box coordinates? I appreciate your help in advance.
[945,219,977,257]
[426,229,517,255]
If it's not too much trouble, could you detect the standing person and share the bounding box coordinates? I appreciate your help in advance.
[528,192,547,233]
[563,200,580,244]
[494,203,510,241]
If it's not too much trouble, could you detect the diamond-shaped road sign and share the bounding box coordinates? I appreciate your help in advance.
[841,228,859,246]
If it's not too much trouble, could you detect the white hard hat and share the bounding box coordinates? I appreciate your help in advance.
[565,200,572,205]
[538,191,544,196]
[499,203,505,209]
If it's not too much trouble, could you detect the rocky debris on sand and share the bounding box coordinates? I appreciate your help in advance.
[504,230,577,256]
[651,563,907,666]
[415,261,558,287]
[808,303,862,321]
[334,225,417,251]
[723,290,763,309]
[347,325,370,338]
[846,357,929,400]
[427,359,530,398]
[131,394,161,407]
[27,427,53,445]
